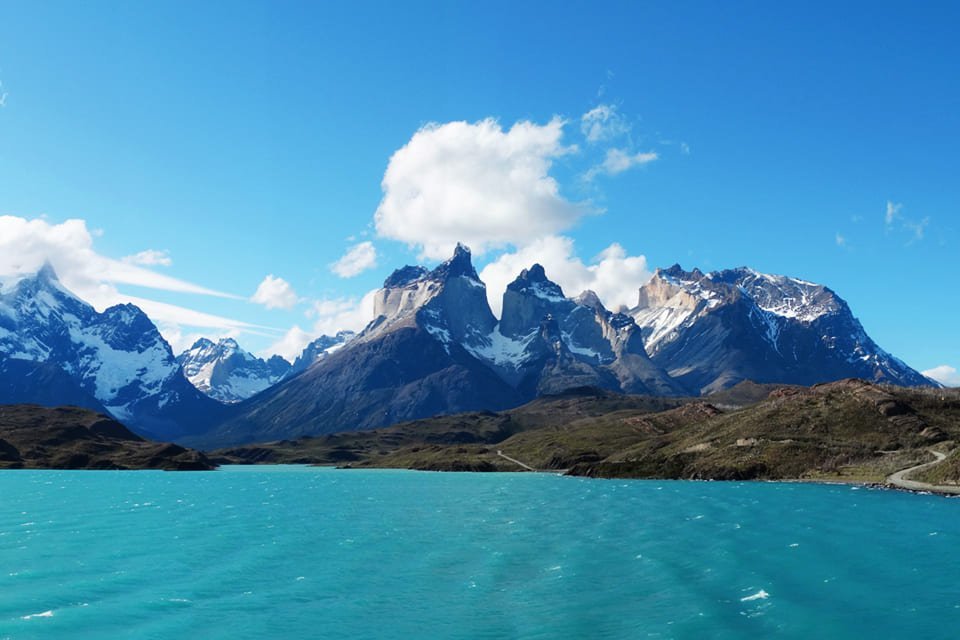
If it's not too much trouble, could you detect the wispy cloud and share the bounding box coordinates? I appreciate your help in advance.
[585,148,658,180]
[581,104,630,143]
[835,232,847,247]
[331,241,378,278]
[0,215,285,353]
[263,291,377,360]
[884,201,930,244]
[885,201,902,226]
[123,249,172,267]
[0,216,238,299]
[904,217,930,243]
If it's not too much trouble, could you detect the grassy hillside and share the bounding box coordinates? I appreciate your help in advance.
[214,381,960,483]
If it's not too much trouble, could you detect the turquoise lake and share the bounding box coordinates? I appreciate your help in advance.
[1,466,958,639]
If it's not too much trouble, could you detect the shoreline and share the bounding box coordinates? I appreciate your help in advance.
[235,460,960,497]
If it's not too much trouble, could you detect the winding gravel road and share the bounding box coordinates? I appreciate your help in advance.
[886,449,960,495]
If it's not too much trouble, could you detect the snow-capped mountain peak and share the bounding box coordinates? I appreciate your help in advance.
[176,337,290,403]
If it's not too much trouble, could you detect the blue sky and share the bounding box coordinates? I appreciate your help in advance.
[0,1,957,381]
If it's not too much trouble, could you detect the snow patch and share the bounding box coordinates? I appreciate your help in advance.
[467,325,535,367]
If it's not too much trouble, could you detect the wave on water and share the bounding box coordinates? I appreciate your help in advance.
[741,589,770,602]
[21,610,54,620]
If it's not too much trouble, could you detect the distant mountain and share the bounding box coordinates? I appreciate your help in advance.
[287,330,356,378]
[0,265,224,439]
[177,338,290,403]
[630,265,935,394]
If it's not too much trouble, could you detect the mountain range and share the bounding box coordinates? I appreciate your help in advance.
[0,248,937,448]
[190,245,935,447]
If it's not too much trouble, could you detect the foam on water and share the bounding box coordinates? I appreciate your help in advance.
[1,467,959,639]
[20,611,53,620]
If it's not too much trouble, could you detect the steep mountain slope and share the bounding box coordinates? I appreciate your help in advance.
[177,338,290,402]
[0,265,224,439]
[630,265,934,394]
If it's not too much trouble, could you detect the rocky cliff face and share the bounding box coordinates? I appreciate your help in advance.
[364,243,497,352]
[177,338,291,403]
[0,265,224,439]
[630,265,935,394]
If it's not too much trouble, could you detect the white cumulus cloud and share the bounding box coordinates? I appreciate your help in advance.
[374,117,589,260]
[479,235,651,317]
[263,291,377,360]
[331,241,378,278]
[922,365,960,387]
[251,275,299,310]
[263,325,315,362]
